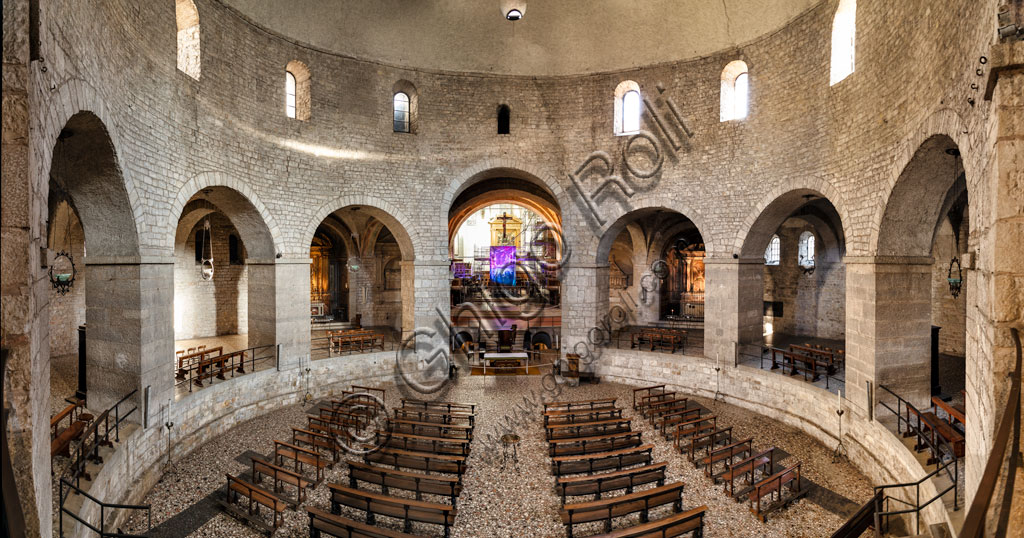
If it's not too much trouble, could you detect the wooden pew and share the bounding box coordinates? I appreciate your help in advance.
[551,444,655,476]
[381,431,471,456]
[351,385,386,402]
[560,481,685,538]
[393,408,475,428]
[251,457,313,507]
[588,505,706,538]
[348,460,463,507]
[221,473,288,533]
[750,462,806,522]
[544,407,624,426]
[549,431,644,457]
[50,420,86,458]
[672,416,717,452]
[401,398,476,415]
[307,506,422,538]
[638,391,677,415]
[555,462,667,503]
[546,418,632,440]
[644,397,689,423]
[320,406,369,428]
[308,415,357,442]
[632,386,665,409]
[698,437,753,480]
[388,418,473,440]
[722,447,776,500]
[364,446,468,477]
[544,398,617,414]
[657,408,701,439]
[274,439,329,483]
[175,346,223,380]
[293,427,340,462]
[906,405,964,463]
[327,483,457,538]
[687,427,733,463]
[932,396,966,430]
[51,400,82,439]
[790,344,836,375]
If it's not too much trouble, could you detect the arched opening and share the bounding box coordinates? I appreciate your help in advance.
[598,208,707,355]
[46,111,142,420]
[738,191,846,387]
[830,0,856,85]
[448,176,563,373]
[175,0,201,79]
[720,60,750,121]
[497,104,511,134]
[614,80,642,135]
[309,205,416,358]
[392,80,418,134]
[285,60,311,121]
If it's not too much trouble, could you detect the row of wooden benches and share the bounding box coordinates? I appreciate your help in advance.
[543,396,708,538]
[631,327,689,353]
[328,329,385,353]
[633,385,807,522]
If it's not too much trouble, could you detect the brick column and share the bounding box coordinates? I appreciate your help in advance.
[704,257,764,364]
[248,258,311,370]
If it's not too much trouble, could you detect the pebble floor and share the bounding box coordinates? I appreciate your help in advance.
[123,375,874,538]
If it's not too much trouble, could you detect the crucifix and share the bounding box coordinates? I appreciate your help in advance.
[496,212,514,245]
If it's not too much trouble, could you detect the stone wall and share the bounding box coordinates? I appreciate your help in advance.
[173,212,248,339]
[930,217,968,357]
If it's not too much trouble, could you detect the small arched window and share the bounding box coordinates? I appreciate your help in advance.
[614,80,642,135]
[497,104,511,134]
[285,61,311,120]
[229,234,243,265]
[720,60,749,121]
[194,230,203,263]
[830,0,856,85]
[393,92,411,133]
[764,235,780,266]
[176,0,201,79]
[798,231,816,267]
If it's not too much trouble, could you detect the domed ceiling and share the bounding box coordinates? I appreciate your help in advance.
[222,0,820,75]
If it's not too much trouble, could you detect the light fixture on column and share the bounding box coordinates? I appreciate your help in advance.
[500,0,526,20]
[945,148,963,299]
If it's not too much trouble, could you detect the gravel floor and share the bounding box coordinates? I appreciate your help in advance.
[123,375,873,537]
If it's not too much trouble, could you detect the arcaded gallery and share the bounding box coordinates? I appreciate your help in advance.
[3,1,1023,537]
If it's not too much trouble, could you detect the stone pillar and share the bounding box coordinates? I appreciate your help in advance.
[704,257,763,364]
[562,264,611,373]
[401,260,417,337]
[83,258,174,420]
[633,258,660,325]
[248,258,310,370]
[347,256,376,327]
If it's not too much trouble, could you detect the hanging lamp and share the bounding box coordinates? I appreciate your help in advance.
[945,148,963,299]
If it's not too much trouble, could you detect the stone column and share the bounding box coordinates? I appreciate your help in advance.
[248,258,311,370]
[400,260,417,338]
[704,257,764,364]
[561,264,611,373]
[82,257,174,421]
[347,256,376,327]
[633,257,660,325]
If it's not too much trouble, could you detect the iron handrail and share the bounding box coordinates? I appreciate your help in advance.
[877,384,961,488]
[60,478,150,537]
[959,326,1022,537]
[872,456,958,535]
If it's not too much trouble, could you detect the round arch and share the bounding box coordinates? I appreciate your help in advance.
[442,161,572,224]
[738,188,846,259]
[447,189,563,258]
[594,196,715,265]
[305,196,418,261]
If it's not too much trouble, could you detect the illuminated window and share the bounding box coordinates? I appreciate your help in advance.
[394,92,410,133]
[176,0,201,79]
[798,231,816,267]
[614,80,642,135]
[764,235,780,265]
[285,72,296,118]
[285,61,311,120]
[830,0,856,85]
[720,60,749,121]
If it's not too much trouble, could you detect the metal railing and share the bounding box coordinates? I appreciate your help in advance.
[871,457,959,535]
[174,343,279,392]
[60,478,150,538]
[752,346,846,391]
[830,490,883,538]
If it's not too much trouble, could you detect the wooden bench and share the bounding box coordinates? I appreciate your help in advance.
[932,395,966,430]
[327,483,457,538]
[722,447,776,500]
[638,391,676,414]
[544,407,624,426]
[382,431,471,456]
[50,400,84,439]
[351,385,386,402]
[644,398,689,422]
[401,398,477,415]
[364,446,468,476]
[176,346,223,380]
[555,462,667,503]
[560,481,685,538]
[906,406,965,464]
[672,416,717,452]
[222,473,288,532]
[251,457,313,507]
[307,506,422,538]
[393,408,475,428]
[750,462,805,522]
[549,431,644,457]
[551,444,655,476]
[790,344,837,375]
[687,427,733,463]
[388,418,473,440]
[769,348,824,382]
[657,408,701,439]
[632,385,665,409]
[320,406,368,428]
[293,427,340,462]
[331,331,384,353]
[348,460,463,507]
[546,418,632,441]
[545,398,617,413]
[698,437,753,479]
[308,416,357,442]
[588,505,706,538]
[274,439,329,482]
[50,420,86,458]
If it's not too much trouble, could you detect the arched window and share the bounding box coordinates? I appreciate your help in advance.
[176,0,201,79]
[764,235,780,266]
[194,230,203,263]
[229,234,243,265]
[393,92,411,133]
[285,61,311,120]
[497,104,511,134]
[392,80,419,134]
[830,0,856,85]
[720,60,749,121]
[798,231,816,267]
[614,80,642,135]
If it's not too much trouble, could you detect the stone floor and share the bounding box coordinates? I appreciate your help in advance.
[123,375,874,538]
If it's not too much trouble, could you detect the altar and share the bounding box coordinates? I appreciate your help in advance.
[482,352,529,374]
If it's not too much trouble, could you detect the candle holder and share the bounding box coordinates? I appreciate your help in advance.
[164,418,175,469]
[831,408,848,463]
[713,366,723,403]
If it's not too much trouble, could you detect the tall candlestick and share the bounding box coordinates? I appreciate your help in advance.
[716,352,720,368]
[837,390,841,411]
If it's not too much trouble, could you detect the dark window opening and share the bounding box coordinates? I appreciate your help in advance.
[497,104,511,134]
[229,234,243,265]
[194,230,203,264]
